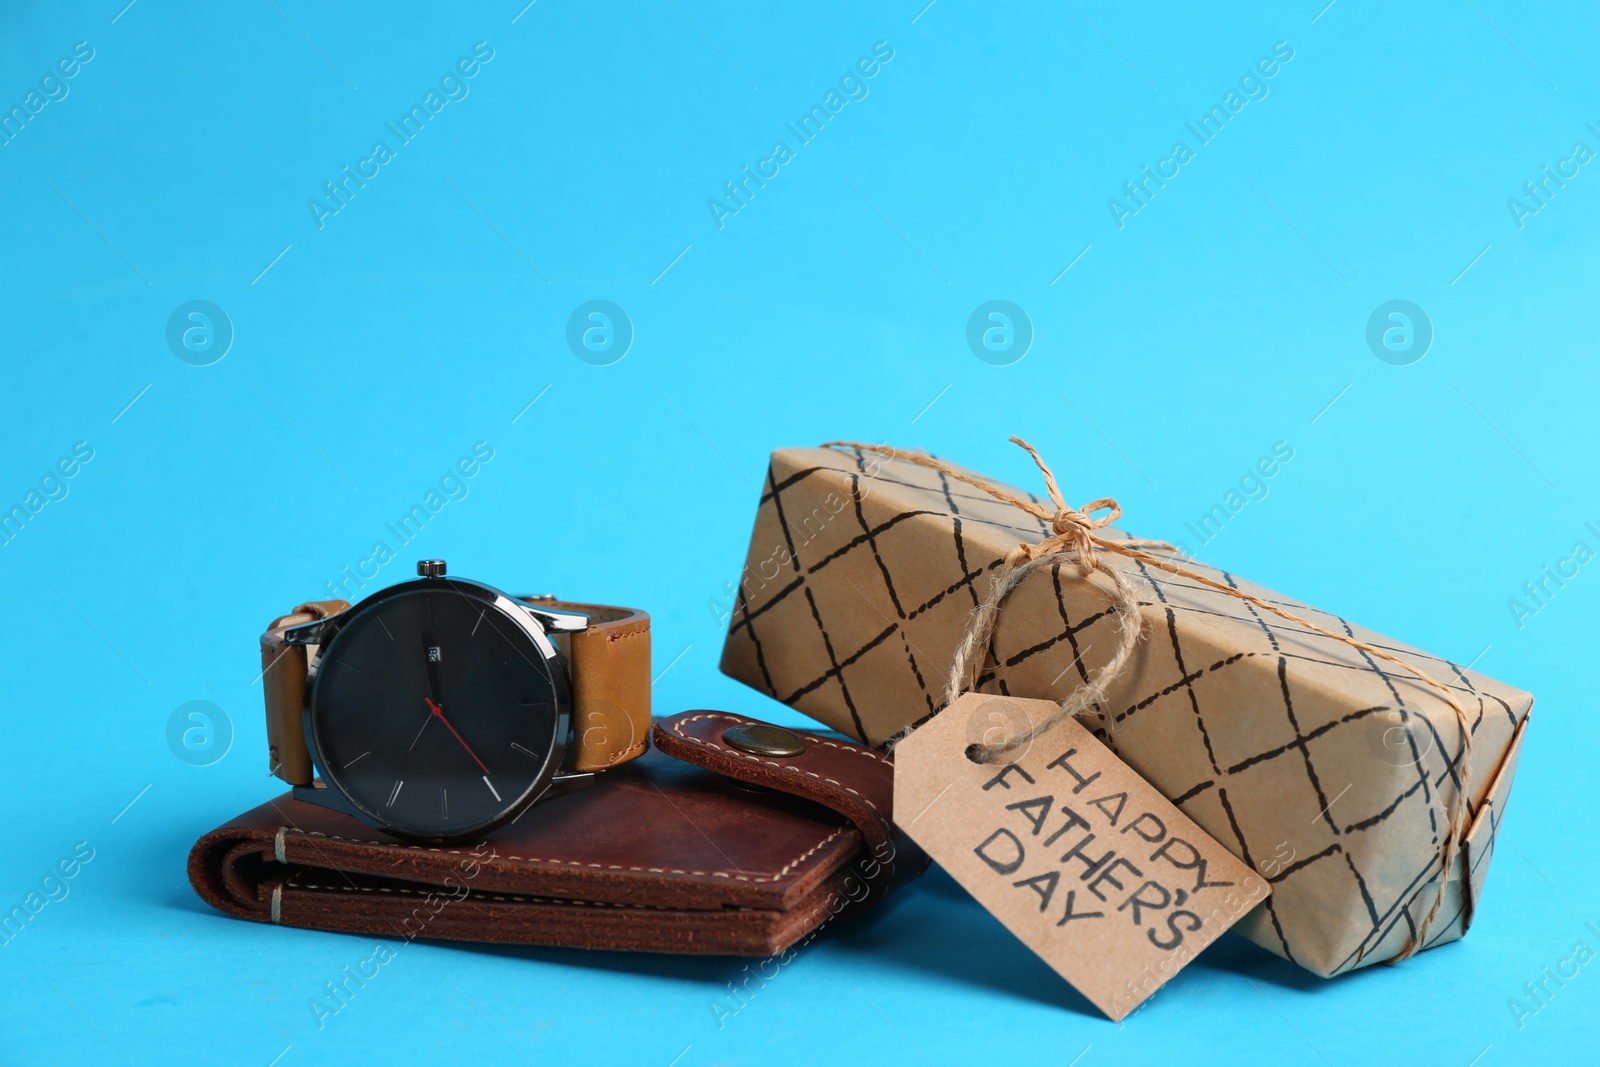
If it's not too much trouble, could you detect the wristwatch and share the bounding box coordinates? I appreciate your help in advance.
[258,560,651,843]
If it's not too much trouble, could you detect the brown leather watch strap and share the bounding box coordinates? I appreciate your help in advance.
[261,596,651,785]
[521,599,651,773]
[261,600,350,786]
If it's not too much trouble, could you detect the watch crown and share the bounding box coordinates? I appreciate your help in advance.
[417,560,447,578]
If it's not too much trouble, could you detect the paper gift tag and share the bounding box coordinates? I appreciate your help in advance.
[894,693,1270,1021]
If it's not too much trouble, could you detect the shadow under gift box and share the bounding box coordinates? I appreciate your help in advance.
[719,445,1531,979]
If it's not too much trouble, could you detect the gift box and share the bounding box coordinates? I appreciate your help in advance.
[719,443,1532,978]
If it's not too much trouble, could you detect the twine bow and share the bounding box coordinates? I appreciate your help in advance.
[823,436,1473,963]
[1005,440,1124,570]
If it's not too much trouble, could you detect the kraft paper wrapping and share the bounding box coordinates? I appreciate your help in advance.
[719,445,1533,977]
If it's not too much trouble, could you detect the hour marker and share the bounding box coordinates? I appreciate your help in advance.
[387,780,404,807]
[338,659,365,672]
[471,608,486,636]
[482,776,501,802]
[511,743,540,759]
[440,789,448,820]
[342,751,370,769]
[378,617,395,642]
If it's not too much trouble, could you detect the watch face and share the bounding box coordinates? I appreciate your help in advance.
[308,582,567,841]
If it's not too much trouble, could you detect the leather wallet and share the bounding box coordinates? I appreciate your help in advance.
[188,711,926,956]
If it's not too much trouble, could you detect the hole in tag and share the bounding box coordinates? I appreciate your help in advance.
[958,695,1035,765]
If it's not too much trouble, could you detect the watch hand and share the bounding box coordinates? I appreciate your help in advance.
[408,709,433,751]
[413,631,445,751]
[425,697,490,776]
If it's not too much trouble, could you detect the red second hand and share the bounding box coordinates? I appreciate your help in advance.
[425,697,491,777]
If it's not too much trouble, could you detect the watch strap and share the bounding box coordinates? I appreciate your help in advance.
[261,600,350,786]
[520,599,651,773]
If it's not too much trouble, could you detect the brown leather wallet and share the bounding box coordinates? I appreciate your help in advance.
[189,711,927,955]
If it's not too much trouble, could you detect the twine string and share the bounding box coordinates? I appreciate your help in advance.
[823,436,1473,961]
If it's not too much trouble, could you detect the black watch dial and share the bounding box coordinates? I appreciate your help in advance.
[309,584,565,840]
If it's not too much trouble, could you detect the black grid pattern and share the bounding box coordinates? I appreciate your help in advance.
[719,446,1533,978]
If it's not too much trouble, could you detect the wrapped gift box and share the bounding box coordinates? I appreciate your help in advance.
[719,444,1531,978]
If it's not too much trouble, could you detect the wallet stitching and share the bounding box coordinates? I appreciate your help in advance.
[275,824,847,883]
[665,713,890,832]
[811,736,891,764]
[284,875,696,909]
[670,712,891,766]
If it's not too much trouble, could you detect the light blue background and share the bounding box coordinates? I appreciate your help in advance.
[2,1,1596,1064]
